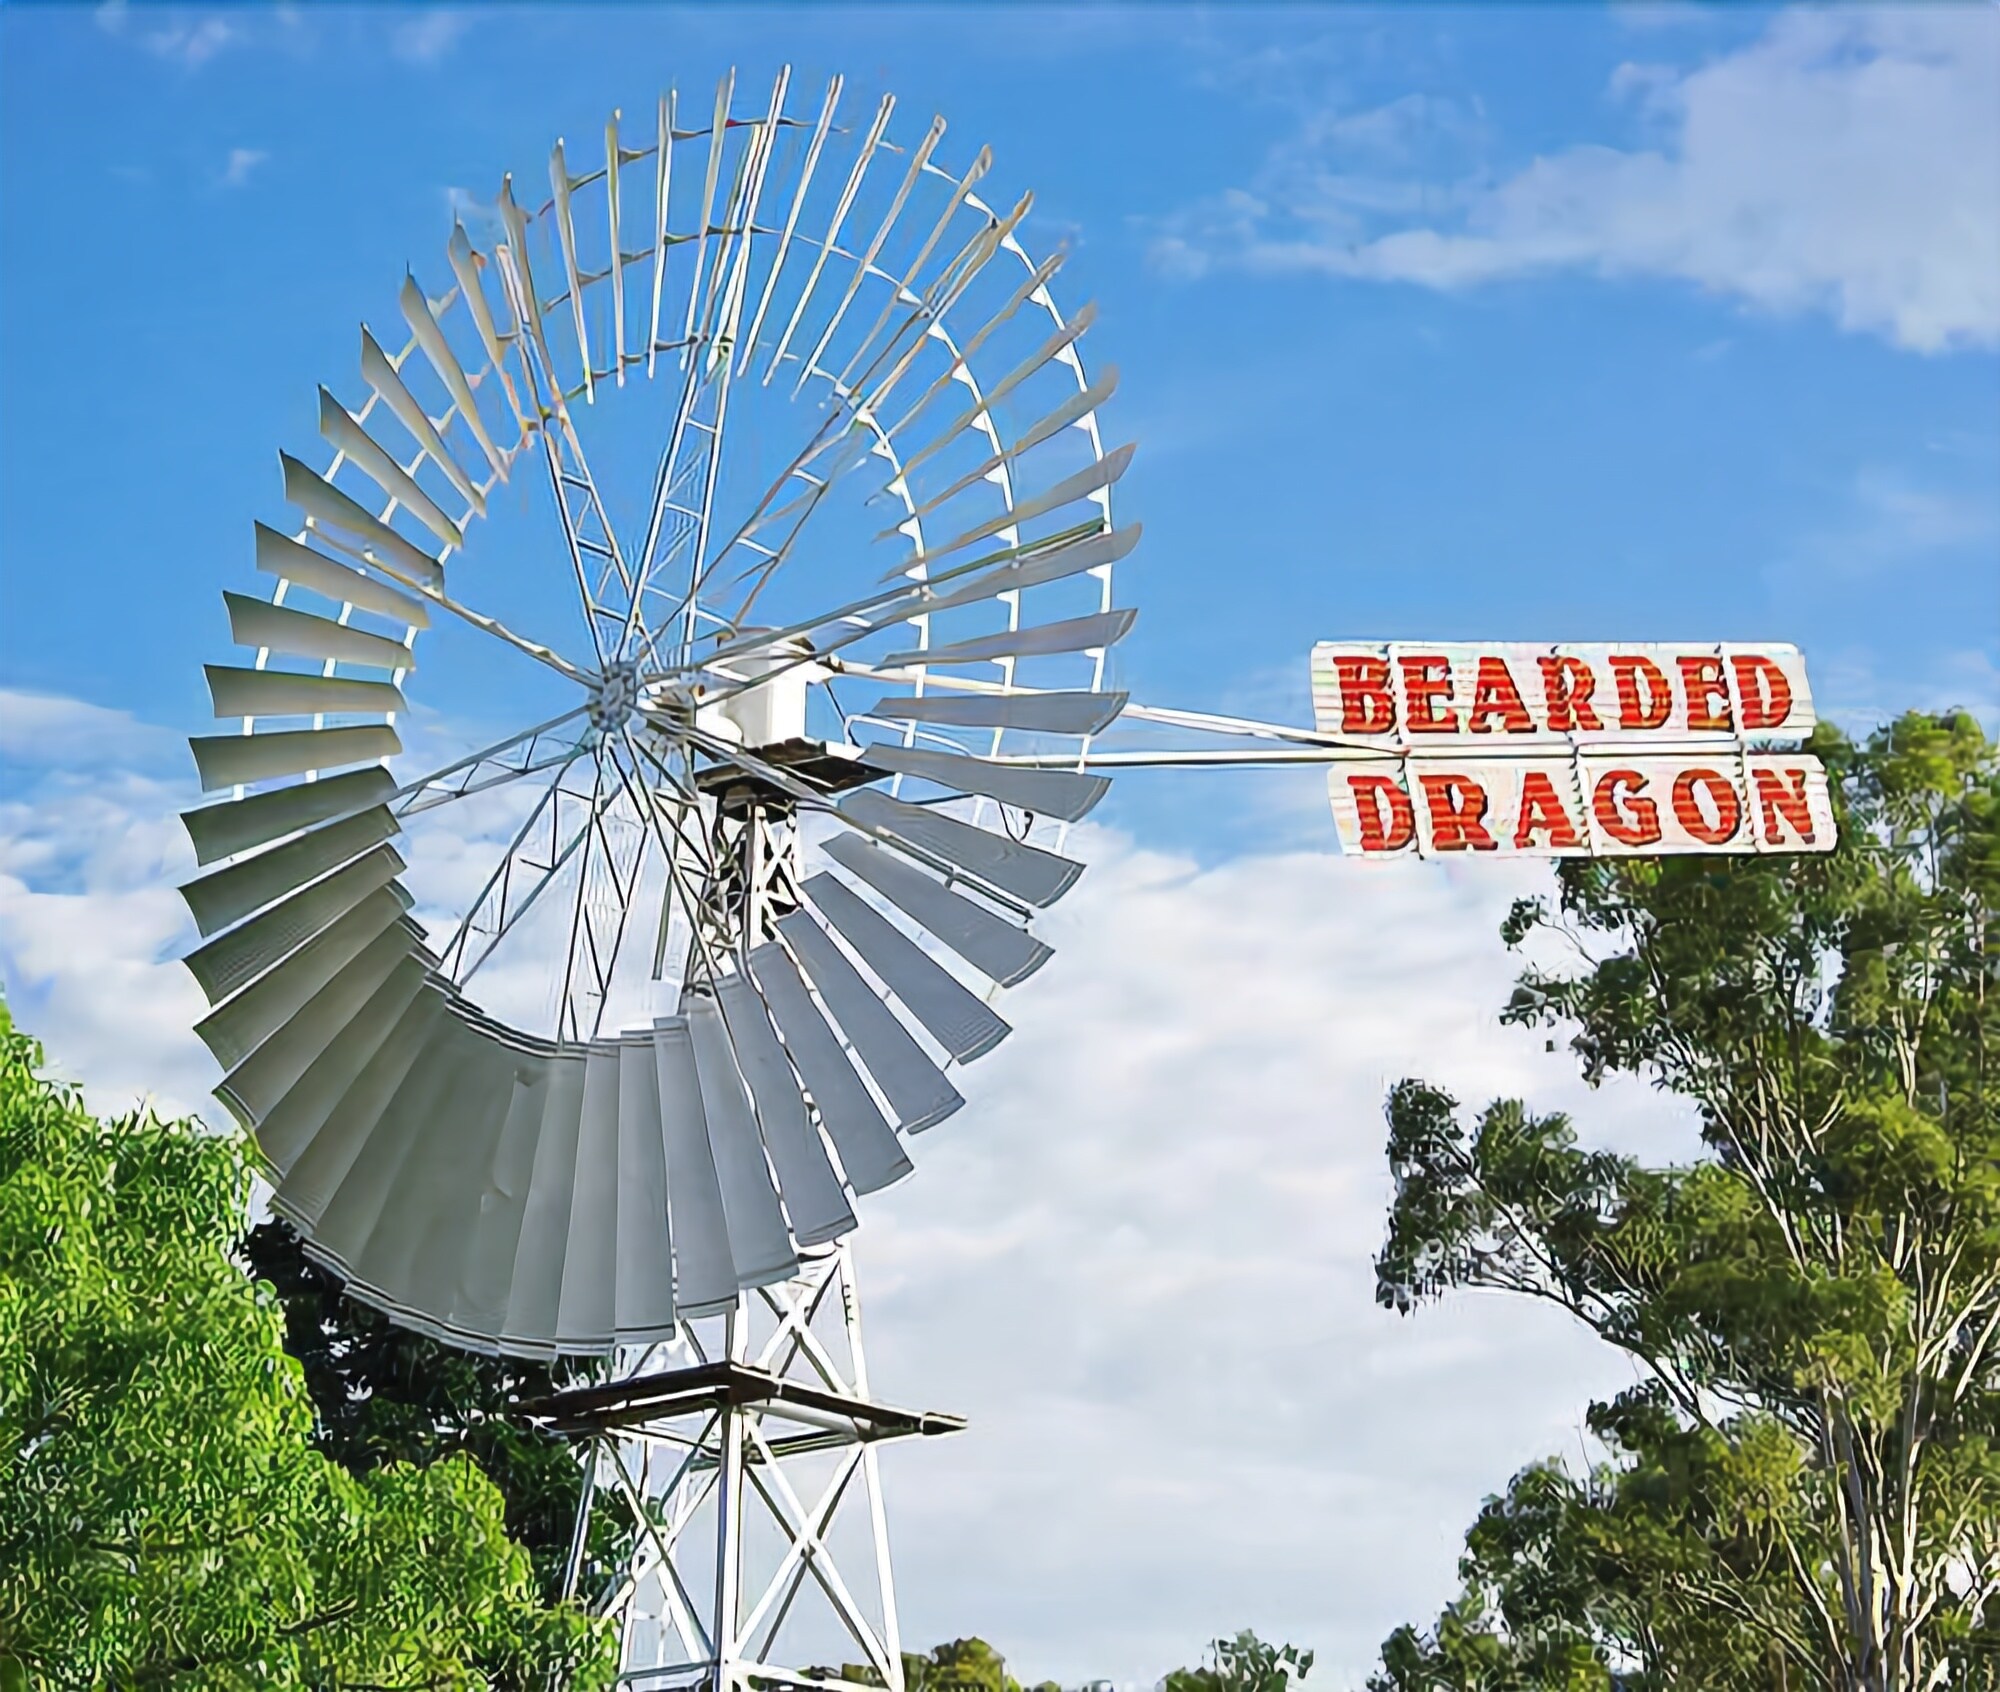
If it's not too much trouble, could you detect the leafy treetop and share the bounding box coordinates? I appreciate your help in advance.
[0,1007,616,1690]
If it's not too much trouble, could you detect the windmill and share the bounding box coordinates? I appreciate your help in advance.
[179,67,1836,1692]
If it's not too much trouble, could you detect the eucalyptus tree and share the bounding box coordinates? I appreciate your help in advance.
[1371,715,1999,1692]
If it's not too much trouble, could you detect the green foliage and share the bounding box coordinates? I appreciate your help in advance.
[1162,1631,1313,1692]
[815,1635,1038,1692]
[243,1219,634,1606]
[0,1015,617,1690]
[1371,715,2000,1692]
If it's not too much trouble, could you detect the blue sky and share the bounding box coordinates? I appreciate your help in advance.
[1,3,1996,1683]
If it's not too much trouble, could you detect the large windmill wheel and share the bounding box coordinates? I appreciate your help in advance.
[180,70,1135,1359]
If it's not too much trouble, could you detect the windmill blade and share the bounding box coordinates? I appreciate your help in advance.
[215,919,419,1126]
[613,1034,677,1342]
[360,327,484,514]
[399,1030,562,1354]
[869,690,1124,738]
[681,72,734,357]
[190,724,402,792]
[226,591,415,671]
[183,843,406,1004]
[282,453,445,593]
[553,1044,621,1353]
[832,133,981,393]
[405,266,508,469]
[500,1052,589,1356]
[182,766,394,866]
[804,874,1010,1064]
[766,92,896,384]
[602,112,628,387]
[879,247,1064,445]
[774,907,962,1133]
[684,990,800,1290]
[347,1032,526,1341]
[206,666,407,721]
[443,1067,554,1343]
[904,521,1139,615]
[498,178,553,377]
[701,520,1136,674]
[879,444,1133,580]
[747,942,911,1196]
[548,140,597,404]
[822,835,1051,987]
[858,742,1109,823]
[253,958,434,1176]
[319,387,464,549]
[271,978,448,1223]
[879,608,1134,671]
[882,366,1120,531]
[308,1012,489,1273]
[897,302,1098,483]
[796,115,947,393]
[180,806,400,937]
[645,90,675,377]
[839,787,1082,909]
[194,891,412,1070]
[737,73,842,375]
[256,523,433,627]
[715,971,856,1244]
[652,1016,739,1317]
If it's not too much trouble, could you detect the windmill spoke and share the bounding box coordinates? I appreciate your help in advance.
[613,730,734,992]
[493,243,632,669]
[578,738,658,1038]
[393,707,592,817]
[440,744,596,986]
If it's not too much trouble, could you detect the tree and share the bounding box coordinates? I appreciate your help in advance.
[1370,714,2000,1692]
[1163,1631,1313,1692]
[0,1006,616,1690]
[242,1220,633,1607]
[814,1635,1057,1692]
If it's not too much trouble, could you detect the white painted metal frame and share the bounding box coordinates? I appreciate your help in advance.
[561,1246,929,1692]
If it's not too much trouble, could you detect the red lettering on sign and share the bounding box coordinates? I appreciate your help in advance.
[1468,656,1534,735]
[1610,655,1671,731]
[1335,657,1395,734]
[1348,775,1415,851]
[1672,768,1742,844]
[1678,656,1732,731]
[1592,769,1662,847]
[1538,657,1603,732]
[1418,774,1497,851]
[1400,655,1459,733]
[1731,655,1794,731]
[1514,770,1583,850]
[1753,766,1817,845]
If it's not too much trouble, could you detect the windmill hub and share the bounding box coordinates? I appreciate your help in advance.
[586,659,640,733]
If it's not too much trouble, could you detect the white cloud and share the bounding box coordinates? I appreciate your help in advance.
[1766,459,2000,596]
[1157,7,2000,354]
[96,5,242,70]
[3,692,1702,1680]
[220,147,269,190]
[0,758,213,1122]
[0,687,178,769]
[390,10,469,66]
[859,835,1691,1682]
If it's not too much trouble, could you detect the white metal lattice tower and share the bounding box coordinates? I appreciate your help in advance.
[541,1246,957,1692]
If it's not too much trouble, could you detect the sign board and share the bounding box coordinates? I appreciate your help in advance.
[1310,643,1835,858]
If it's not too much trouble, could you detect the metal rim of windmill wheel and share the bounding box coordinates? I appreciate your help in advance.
[178,68,1137,1361]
